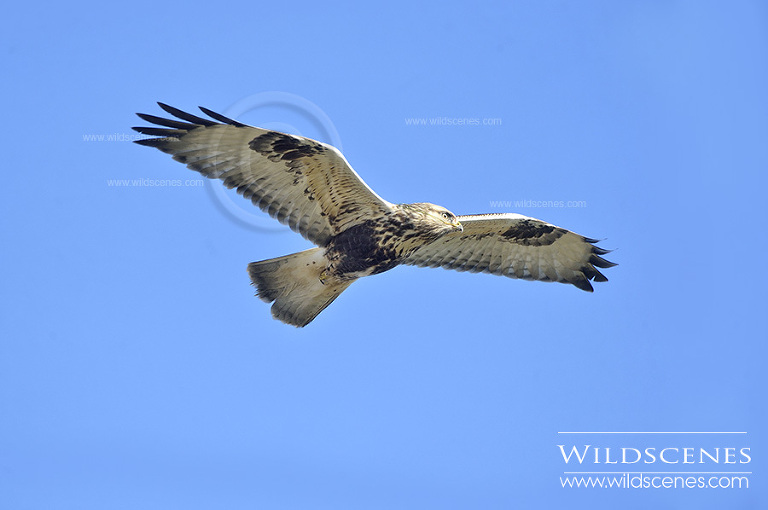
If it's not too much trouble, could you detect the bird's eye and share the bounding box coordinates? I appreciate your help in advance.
[442,212,451,220]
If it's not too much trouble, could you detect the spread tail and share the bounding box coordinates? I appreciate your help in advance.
[247,248,355,327]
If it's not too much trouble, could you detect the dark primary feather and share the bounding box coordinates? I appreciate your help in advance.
[132,127,187,139]
[135,113,198,130]
[197,106,248,127]
[157,102,218,126]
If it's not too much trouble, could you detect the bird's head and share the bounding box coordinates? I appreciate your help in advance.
[402,202,463,237]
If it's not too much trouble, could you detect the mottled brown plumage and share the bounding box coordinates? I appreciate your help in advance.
[134,103,615,326]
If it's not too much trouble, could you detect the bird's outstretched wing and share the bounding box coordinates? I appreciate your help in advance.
[402,213,616,291]
[133,103,393,246]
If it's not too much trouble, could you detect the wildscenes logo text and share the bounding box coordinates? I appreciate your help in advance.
[558,445,751,465]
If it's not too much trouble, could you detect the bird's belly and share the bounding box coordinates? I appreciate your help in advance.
[326,246,400,279]
[326,222,401,279]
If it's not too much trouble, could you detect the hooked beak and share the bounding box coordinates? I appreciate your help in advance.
[454,220,463,232]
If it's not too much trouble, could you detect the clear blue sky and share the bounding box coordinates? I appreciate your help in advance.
[1,1,766,508]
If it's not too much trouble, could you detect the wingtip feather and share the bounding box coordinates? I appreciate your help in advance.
[133,138,165,147]
[198,106,249,127]
[156,102,217,126]
[590,253,617,269]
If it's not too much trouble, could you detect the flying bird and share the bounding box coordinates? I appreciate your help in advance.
[133,103,615,327]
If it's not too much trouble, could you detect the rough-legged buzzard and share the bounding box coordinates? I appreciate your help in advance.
[133,103,615,327]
